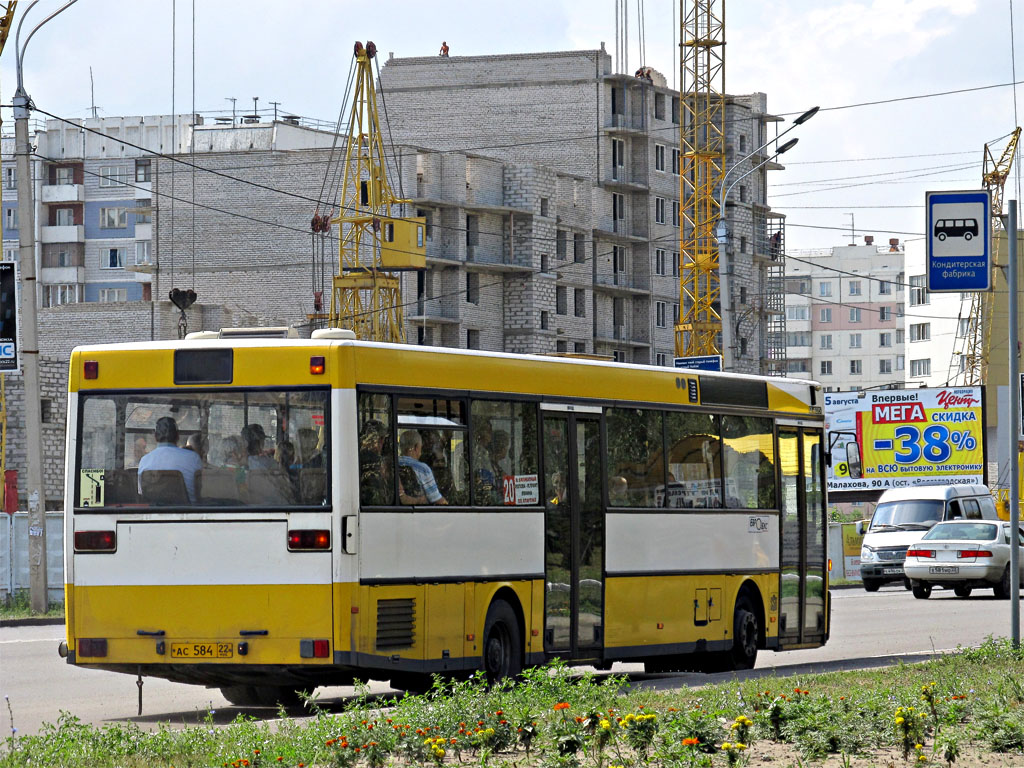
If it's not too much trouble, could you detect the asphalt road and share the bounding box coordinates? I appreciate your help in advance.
[2,583,1018,737]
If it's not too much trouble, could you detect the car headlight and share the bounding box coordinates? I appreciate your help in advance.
[860,546,876,563]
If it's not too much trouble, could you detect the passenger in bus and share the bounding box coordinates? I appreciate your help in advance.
[185,433,210,466]
[221,435,248,469]
[137,416,203,503]
[421,429,454,499]
[609,475,629,506]
[398,429,448,505]
[359,420,391,505]
[473,420,500,500]
[241,424,278,470]
[296,428,323,469]
[491,429,511,479]
[130,435,150,468]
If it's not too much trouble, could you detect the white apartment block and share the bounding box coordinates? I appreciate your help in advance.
[784,239,906,390]
[900,237,963,386]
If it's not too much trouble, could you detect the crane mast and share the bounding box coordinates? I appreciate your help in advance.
[948,127,1020,385]
[328,41,425,342]
[676,0,726,359]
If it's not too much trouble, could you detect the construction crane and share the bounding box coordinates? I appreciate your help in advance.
[321,41,425,342]
[948,127,1021,385]
[675,0,726,359]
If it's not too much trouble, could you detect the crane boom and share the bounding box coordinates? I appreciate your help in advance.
[328,41,426,342]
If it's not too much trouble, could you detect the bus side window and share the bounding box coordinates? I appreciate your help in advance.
[358,392,393,506]
[962,498,981,520]
[947,501,962,520]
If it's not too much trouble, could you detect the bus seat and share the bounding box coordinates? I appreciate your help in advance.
[247,469,295,505]
[197,468,243,504]
[298,468,326,504]
[140,470,190,505]
[105,468,142,505]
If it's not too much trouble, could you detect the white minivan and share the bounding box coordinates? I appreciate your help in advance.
[857,485,1000,592]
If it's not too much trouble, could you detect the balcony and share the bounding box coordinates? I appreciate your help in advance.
[41,184,84,204]
[40,225,84,243]
[594,272,650,293]
[40,266,84,284]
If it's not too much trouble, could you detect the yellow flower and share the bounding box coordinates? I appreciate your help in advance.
[735,742,747,750]
[721,742,732,750]
[895,717,905,725]
[599,719,612,730]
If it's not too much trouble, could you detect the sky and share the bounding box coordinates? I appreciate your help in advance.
[0,0,1019,251]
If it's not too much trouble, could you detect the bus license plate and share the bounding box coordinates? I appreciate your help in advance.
[928,566,959,575]
[170,642,234,659]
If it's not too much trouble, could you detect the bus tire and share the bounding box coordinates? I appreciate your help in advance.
[482,600,522,683]
[220,685,261,706]
[254,685,302,708]
[729,598,759,670]
[389,673,433,695]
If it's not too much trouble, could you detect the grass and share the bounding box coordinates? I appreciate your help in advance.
[3,639,1024,767]
[0,591,63,620]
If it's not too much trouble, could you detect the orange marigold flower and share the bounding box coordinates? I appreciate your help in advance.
[575,716,584,723]
[495,710,503,716]
[276,758,283,763]
[450,738,457,744]
[367,724,374,730]
[253,751,260,756]
[361,720,368,725]
[682,737,700,746]
[553,702,570,711]
[242,761,250,767]
[499,720,507,725]
[638,705,644,710]
[478,720,485,726]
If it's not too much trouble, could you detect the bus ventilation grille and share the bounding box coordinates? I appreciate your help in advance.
[376,598,416,650]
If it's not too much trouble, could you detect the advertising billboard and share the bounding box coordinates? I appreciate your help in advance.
[825,387,984,493]
[0,262,18,373]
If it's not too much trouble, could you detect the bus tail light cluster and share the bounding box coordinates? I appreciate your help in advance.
[310,356,325,375]
[906,548,934,558]
[300,639,330,658]
[75,530,116,552]
[288,530,330,551]
[958,550,993,559]
[83,360,99,379]
[77,638,108,657]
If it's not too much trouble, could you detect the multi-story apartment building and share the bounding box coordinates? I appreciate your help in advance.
[378,47,789,372]
[784,239,906,390]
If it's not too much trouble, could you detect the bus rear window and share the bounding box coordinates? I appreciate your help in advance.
[76,388,329,510]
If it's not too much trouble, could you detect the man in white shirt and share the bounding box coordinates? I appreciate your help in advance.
[137,416,202,503]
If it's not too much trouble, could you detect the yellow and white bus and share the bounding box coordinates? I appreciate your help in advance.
[61,330,828,704]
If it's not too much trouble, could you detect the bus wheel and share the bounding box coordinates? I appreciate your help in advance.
[254,686,302,708]
[390,673,433,695]
[220,685,261,706]
[729,599,759,670]
[483,601,522,683]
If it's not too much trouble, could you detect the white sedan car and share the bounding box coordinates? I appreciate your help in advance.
[904,520,1024,599]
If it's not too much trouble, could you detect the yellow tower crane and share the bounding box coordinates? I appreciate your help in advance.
[675,0,726,359]
[326,41,426,342]
[949,127,1021,385]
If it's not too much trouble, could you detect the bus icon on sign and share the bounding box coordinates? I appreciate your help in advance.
[934,218,979,242]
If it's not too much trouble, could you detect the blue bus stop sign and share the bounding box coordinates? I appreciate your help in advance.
[926,190,991,292]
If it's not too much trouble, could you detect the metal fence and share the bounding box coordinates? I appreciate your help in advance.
[0,512,65,604]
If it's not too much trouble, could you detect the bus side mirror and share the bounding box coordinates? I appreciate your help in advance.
[846,442,862,479]
[856,520,867,536]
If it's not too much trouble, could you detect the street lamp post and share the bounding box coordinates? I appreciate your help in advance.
[715,106,818,371]
[13,0,78,613]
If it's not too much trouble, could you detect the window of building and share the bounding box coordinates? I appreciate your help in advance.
[819,280,832,297]
[611,138,624,177]
[655,352,667,366]
[958,317,971,337]
[98,166,129,187]
[613,193,625,221]
[540,253,549,273]
[556,340,567,354]
[879,306,892,321]
[820,360,832,376]
[40,398,53,424]
[574,288,585,317]
[540,197,549,217]
[672,252,679,277]
[879,280,892,295]
[897,354,905,371]
[55,207,74,226]
[655,197,666,224]
[739,337,748,356]
[100,207,127,229]
[849,307,862,323]
[787,306,809,321]
[4,207,17,230]
[879,331,891,348]
[739,286,747,304]
[466,272,479,304]
[102,247,126,269]
[820,307,832,323]
[655,144,665,172]
[44,284,78,307]
[613,245,626,272]
[738,235,747,254]
[910,274,928,305]
[654,93,665,120]
[850,359,862,375]
[787,360,809,374]
[656,301,667,328]
[98,287,127,303]
[467,330,480,350]
[671,96,680,124]
[787,331,810,346]
[672,200,679,227]
[739,134,747,152]
[135,241,151,265]
[56,248,72,267]
[879,359,893,374]
[135,159,151,183]
[575,342,586,354]
[611,87,624,115]
[672,148,680,174]
[3,248,16,263]
[556,230,567,259]
[574,233,585,263]
[849,280,861,296]
[540,310,549,330]
[896,328,905,344]
[849,333,862,349]
[556,286,567,315]
[134,198,152,224]
[910,322,930,342]
[3,166,14,190]
[673,303,679,323]
[820,334,832,350]
[655,248,666,275]
[613,350,626,362]
[466,214,479,247]
[910,358,931,377]
[739,185,748,203]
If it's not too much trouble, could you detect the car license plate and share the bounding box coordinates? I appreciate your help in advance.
[882,568,903,575]
[928,566,959,575]
[170,642,233,659]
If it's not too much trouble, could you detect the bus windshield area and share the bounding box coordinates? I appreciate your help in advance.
[870,500,944,530]
[76,388,329,509]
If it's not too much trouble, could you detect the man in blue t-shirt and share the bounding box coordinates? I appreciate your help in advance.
[137,416,203,503]
[397,429,448,505]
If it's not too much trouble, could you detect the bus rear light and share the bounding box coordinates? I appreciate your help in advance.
[299,639,330,658]
[75,530,116,552]
[83,360,99,379]
[288,529,330,550]
[906,548,934,558]
[958,549,993,558]
[78,638,108,657]
[310,356,325,375]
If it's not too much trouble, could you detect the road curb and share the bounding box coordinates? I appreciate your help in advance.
[0,617,64,628]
